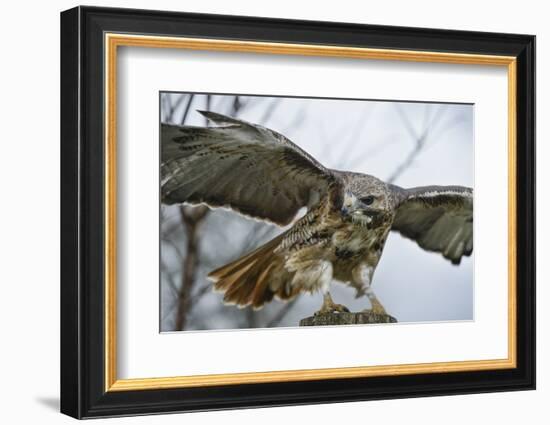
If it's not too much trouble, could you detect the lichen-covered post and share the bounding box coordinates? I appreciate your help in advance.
[300,311,397,326]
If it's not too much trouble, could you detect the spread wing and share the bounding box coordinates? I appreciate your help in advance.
[390,185,473,264]
[161,111,340,226]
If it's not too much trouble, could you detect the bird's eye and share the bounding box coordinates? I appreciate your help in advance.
[362,196,375,206]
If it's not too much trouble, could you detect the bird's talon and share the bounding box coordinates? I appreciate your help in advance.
[336,304,350,313]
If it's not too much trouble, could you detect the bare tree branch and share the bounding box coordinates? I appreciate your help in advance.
[258,99,279,124]
[161,236,185,261]
[189,282,214,305]
[180,94,195,125]
[334,105,375,169]
[174,204,210,331]
[386,104,446,183]
[205,94,212,118]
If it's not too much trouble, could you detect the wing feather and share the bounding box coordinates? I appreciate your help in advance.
[391,185,473,264]
[161,111,339,225]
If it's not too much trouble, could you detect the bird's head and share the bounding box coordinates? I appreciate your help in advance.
[340,174,393,228]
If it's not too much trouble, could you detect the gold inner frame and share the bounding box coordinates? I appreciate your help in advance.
[104,33,517,392]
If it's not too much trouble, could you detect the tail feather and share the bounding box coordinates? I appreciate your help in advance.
[250,263,275,306]
[209,248,260,283]
[208,234,295,309]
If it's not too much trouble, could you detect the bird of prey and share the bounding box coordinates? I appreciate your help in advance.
[161,110,473,316]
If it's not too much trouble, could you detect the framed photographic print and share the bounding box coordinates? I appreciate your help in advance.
[60,6,535,419]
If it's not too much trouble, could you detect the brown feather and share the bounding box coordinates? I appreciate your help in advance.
[251,263,276,308]
[209,233,285,282]
[214,262,255,292]
[208,233,292,309]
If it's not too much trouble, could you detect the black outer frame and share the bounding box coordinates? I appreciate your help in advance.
[60,5,535,419]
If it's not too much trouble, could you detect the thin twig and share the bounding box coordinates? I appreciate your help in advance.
[386,104,446,183]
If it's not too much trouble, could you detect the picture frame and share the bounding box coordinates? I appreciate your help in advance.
[60,5,535,419]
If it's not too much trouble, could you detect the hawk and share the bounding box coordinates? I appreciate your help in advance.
[161,111,473,316]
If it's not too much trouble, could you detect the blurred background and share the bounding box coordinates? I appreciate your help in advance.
[160,92,473,332]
